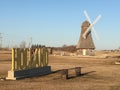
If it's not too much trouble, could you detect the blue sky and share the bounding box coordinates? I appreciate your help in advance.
[0,0,120,50]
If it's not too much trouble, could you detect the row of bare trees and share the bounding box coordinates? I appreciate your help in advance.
[3,40,77,52]
[53,45,77,53]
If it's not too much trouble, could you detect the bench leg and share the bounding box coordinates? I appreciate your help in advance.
[75,67,81,76]
[61,69,68,79]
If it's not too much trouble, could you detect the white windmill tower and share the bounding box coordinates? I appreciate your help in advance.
[77,11,102,55]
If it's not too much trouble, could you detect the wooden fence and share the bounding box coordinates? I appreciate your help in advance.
[11,47,48,71]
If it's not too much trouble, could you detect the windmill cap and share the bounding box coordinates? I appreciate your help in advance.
[82,21,90,27]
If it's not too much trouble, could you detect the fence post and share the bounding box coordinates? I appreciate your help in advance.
[23,48,27,69]
[12,48,15,71]
[28,48,32,68]
[46,48,48,66]
[17,48,21,70]
[38,48,41,67]
[43,48,46,66]
[40,48,43,67]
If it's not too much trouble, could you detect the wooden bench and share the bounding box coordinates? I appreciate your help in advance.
[61,67,81,79]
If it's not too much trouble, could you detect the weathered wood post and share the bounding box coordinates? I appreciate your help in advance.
[38,48,41,67]
[45,48,48,66]
[12,48,15,71]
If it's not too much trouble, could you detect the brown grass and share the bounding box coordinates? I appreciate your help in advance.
[0,50,120,90]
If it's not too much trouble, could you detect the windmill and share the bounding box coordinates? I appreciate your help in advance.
[76,11,101,55]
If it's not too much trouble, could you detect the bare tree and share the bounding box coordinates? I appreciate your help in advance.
[20,41,26,48]
[13,45,18,48]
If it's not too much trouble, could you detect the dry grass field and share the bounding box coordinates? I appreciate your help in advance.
[0,50,120,90]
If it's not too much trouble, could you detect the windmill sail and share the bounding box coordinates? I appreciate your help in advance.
[84,10,101,40]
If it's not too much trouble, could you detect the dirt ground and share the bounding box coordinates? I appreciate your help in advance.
[0,50,120,90]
